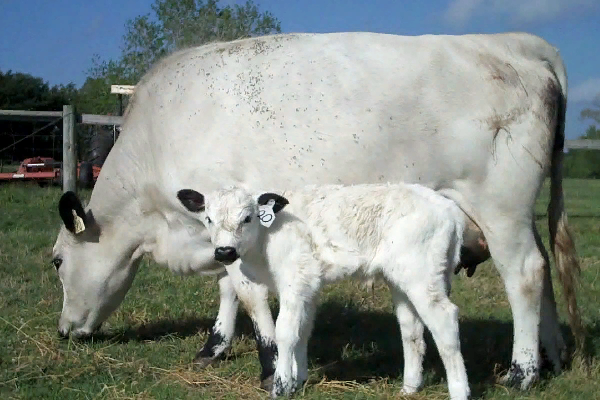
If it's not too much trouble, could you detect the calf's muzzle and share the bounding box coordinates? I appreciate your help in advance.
[214,246,239,264]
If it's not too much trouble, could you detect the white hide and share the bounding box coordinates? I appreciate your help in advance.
[51,31,579,391]
[187,183,470,399]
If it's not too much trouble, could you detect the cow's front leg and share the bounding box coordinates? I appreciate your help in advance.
[194,271,239,367]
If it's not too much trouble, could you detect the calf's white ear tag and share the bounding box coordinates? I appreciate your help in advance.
[72,209,86,234]
[258,199,276,228]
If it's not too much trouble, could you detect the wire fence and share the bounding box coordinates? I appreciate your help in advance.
[0,122,115,167]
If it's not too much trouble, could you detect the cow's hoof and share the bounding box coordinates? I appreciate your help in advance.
[269,376,301,398]
[192,355,217,369]
[454,263,463,275]
[466,264,477,277]
[400,385,419,395]
[539,345,564,374]
[260,375,274,392]
[499,362,539,390]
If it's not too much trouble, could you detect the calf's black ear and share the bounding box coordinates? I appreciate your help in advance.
[257,193,289,213]
[177,189,205,212]
[58,191,87,234]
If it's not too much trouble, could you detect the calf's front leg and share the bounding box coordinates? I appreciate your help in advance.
[195,265,277,388]
[194,271,239,367]
[271,294,317,398]
[226,262,278,386]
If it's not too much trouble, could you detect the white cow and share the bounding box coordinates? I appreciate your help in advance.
[51,31,582,392]
[175,183,471,399]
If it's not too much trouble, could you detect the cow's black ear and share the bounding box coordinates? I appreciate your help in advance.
[177,189,205,212]
[257,192,289,213]
[58,191,87,234]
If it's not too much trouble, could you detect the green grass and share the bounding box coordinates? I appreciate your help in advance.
[0,162,20,173]
[1,179,599,399]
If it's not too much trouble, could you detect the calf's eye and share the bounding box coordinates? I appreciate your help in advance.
[243,215,252,224]
[206,216,212,224]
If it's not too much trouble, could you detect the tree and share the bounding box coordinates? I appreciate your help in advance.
[563,97,600,179]
[73,0,282,164]
[0,70,76,111]
[76,56,129,115]
[580,95,600,126]
[77,0,282,115]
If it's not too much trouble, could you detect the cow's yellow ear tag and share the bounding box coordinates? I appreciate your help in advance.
[72,209,86,234]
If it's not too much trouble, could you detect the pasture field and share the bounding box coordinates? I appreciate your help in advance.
[0,179,599,399]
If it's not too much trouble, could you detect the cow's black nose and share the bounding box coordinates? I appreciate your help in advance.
[214,247,239,263]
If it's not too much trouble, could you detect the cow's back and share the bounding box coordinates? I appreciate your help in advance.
[91,31,564,220]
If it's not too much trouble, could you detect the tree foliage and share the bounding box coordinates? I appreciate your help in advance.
[78,0,282,114]
[564,126,600,179]
[1,1,282,163]
[580,96,600,126]
[563,98,600,179]
[76,57,129,115]
[0,70,76,111]
[0,70,77,162]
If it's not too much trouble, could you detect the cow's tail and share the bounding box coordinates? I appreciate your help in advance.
[546,49,586,354]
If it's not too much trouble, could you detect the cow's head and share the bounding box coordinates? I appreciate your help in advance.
[176,186,288,264]
[52,191,144,339]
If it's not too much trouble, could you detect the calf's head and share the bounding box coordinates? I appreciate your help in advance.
[176,187,288,264]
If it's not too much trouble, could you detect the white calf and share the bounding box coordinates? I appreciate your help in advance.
[176,183,471,400]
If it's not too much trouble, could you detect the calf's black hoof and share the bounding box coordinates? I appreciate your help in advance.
[260,374,274,392]
[192,355,218,369]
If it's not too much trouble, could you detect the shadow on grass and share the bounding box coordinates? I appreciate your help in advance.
[82,300,598,398]
[82,310,270,344]
[306,301,516,394]
[306,301,598,397]
[87,315,218,343]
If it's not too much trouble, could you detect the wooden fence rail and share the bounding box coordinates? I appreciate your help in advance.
[564,139,600,150]
[0,110,63,121]
[80,114,123,126]
[0,110,124,126]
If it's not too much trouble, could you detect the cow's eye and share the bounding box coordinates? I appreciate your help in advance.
[206,216,212,224]
[52,257,62,270]
[243,215,252,224]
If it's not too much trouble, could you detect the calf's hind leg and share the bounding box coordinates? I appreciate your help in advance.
[403,279,470,400]
[388,286,426,395]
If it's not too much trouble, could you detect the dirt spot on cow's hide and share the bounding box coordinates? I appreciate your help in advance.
[486,108,525,139]
[485,107,531,162]
[478,54,526,92]
[212,35,287,58]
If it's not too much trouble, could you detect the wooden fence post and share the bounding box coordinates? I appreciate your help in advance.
[62,105,77,193]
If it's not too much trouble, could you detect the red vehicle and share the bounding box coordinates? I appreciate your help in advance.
[0,156,101,187]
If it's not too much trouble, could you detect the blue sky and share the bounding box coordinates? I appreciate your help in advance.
[1,0,599,138]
